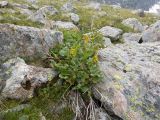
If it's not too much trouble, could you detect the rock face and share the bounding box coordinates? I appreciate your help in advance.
[142,20,160,42]
[93,41,160,119]
[0,57,56,99]
[52,21,78,30]
[0,24,63,63]
[122,18,144,32]
[99,26,123,40]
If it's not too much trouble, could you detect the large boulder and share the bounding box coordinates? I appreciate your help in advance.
[93,41,160,120]
[0,57,56,100]
[0,24,63,63]
[122,18,144,32]
[142,20,160,42]
[99,26,123,40]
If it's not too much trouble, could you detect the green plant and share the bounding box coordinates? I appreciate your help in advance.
[50,31,103,94]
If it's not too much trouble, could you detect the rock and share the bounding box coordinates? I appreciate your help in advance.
[0,24,63,63]
[99,26,123,40]
[123,33,142,43]
[52,21,78,30]
[29,6,58,24]
[87,2,101,11]
[103,37,112,47]
[70,13,79,24]
[61,2,74,12]
[0,57,56,100]
[93,41,160,119]
[122,18,144,32]
[0,1,8,7]
[142,20,160,42]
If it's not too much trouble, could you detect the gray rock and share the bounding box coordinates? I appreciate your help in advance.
[122,18,144,32]
[103,37,112,47]
[123,33,142,43]
[29,6,58,24]
[0,57,56,100]
[70,13,79,23]
[87,2,101,11]
[0,24,63,63]
[61,2,74,12]
[52,21,78,30]
[93,41,160,119]
[0,1,8,7]
[99,26,123,40]
[142,20,160,42]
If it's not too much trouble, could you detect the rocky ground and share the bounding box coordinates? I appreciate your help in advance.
[0,0,160,120]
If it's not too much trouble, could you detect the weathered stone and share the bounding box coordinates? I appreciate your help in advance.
[123,33,142,43]
[52,21,78,30]
[122,18,144,32]
[142,20,160,42]
[103,37,112,47]
[0,57,56,100]
[70,13,79,23]
[93,41,160,119]
[0,24,63,63]
[0,1,9,7]
[99,26,123,40]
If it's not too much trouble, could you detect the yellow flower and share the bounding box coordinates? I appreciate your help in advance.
[70,48,77,57]
[93,54,98,63]
[83,34,90,44]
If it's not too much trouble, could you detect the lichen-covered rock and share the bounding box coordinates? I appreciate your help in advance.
[0,58,56,100]
[0,24,63,63]
[142,20,160,42]
[99,26,123,40]
[122,18,144,32]
[93,41,160,119]
[52,21,78,30]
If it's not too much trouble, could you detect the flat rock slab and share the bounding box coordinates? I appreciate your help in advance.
[93,41,160,120]
[0,24,63,63]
